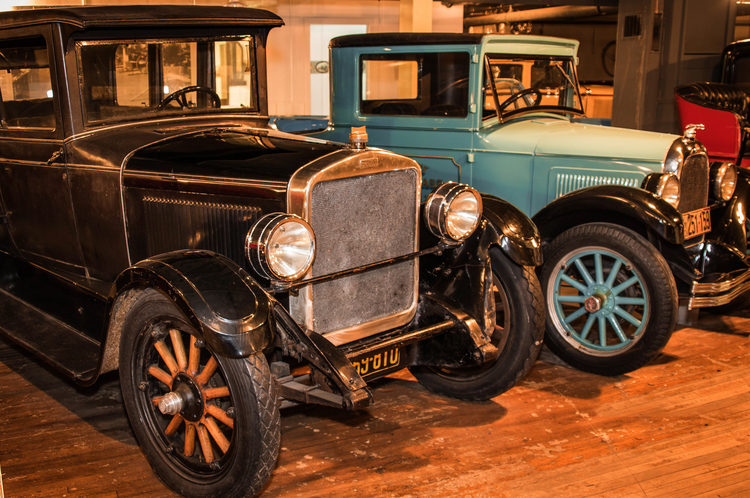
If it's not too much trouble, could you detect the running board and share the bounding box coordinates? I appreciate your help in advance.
[0,287,100,382]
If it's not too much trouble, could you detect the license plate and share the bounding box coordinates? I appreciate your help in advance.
[683,207,711,239]
[351,348,403,379]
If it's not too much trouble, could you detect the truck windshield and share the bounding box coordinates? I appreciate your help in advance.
[483,55,584,121]
[78,37,258,125]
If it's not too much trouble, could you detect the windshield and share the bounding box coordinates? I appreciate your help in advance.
[78,37,258,125]
[483,55,584,121]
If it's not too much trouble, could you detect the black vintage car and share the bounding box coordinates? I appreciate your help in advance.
[0,6,545,498]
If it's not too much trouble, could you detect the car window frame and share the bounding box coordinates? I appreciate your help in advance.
[0,24,64,142]
[357,49,473,120]
[483,52,585,123]
[74,34,262,129]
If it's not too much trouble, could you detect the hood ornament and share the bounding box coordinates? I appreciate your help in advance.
[684,123,705,140]
[349,126,368,150]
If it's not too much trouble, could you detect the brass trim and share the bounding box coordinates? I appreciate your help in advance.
[287,147,422,345]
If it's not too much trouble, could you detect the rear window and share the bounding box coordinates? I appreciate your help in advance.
[360,52,470,118]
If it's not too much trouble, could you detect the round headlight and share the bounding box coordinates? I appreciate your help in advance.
[425,182,483,243]
[711,162,737,201]
[246,213,316,281]
[655,173,681,208]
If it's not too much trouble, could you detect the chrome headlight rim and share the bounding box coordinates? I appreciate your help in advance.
[711,161,737,201]
[424,182,483,243]
[642,172,681,208]
[246,213,316,282]
[655,172,681,208]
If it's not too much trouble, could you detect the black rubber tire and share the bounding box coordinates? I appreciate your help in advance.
[540,223,677,376]
[409,247,545,401]
[119,289,280,498]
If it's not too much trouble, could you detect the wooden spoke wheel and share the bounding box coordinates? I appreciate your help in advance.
[119,289,279,498]
[146,329,234,468]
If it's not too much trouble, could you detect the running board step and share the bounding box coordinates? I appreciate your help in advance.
[0,287,100,382]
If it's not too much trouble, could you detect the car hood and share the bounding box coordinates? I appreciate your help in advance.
[481,116,678,166]
[67,118,341,184]
[125,128,340,183]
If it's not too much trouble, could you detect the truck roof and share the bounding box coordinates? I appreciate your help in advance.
[330,33,578,56]
[0,5,283,30]
[330,33,485,48]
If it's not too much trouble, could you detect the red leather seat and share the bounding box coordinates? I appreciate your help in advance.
[675,82,749,166]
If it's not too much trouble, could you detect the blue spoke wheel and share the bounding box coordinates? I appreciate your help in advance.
[540,223,677,376]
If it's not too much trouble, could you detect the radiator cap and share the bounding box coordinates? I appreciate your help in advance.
[349,126,368,149]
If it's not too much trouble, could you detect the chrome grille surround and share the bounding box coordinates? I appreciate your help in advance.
[288,148,421,346]
[663,136,710,243]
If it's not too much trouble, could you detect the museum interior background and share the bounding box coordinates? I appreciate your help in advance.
[0,0,745,135]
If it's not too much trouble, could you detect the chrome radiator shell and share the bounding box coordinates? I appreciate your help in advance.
[288,148,422,346]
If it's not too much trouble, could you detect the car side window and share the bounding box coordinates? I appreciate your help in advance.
[0,36,55,130]
[360,52,470,117]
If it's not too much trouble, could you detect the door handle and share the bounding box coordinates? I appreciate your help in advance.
[47,148,64,165]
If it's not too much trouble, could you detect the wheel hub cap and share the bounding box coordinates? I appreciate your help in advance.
[587,285,615,316]
[169,373,204,422]
[584,295,601,313]
[158,392,184,415]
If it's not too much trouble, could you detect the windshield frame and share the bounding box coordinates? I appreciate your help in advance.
[75,34,260,128]
[483,53,585,123]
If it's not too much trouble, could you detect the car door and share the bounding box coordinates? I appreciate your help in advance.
[0,27,86,275]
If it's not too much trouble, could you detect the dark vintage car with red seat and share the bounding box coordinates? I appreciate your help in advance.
[674,81,750,167]
[0,6,546,498]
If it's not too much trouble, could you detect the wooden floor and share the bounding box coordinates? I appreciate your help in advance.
[2,308,750,498]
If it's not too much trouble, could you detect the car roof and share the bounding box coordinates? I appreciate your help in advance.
[330,33,486,48]
[0,5,283,30]
[330,33,578,58]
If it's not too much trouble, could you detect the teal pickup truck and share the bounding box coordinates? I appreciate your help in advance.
[310,32,750,376]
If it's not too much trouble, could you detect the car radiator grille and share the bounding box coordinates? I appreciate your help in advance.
[677,155,709,213]
[302,169,419,336]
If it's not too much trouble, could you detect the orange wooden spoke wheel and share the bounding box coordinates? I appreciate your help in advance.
[119,290,279,498]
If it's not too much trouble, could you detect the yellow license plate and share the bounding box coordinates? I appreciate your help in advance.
[352,348,402,378]
[683,207,711,239]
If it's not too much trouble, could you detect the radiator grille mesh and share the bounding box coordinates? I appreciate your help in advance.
[677,155,709,213]
[307,169,418,335]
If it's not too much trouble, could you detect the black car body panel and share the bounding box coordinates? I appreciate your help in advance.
[0,7,547,497]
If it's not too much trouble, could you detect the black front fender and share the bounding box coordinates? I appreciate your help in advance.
[480,193,542,266]
[113,250,273,359]
[532,185,684,245]
[706,167,750,255]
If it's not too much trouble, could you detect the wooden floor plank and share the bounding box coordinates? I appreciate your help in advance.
[2,310,750,497]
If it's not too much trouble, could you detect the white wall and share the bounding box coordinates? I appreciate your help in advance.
[2,0,463,116]
[264,0,463,116]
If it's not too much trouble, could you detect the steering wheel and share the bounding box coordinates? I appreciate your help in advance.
[157,86,221,110]
[497,88,542,112]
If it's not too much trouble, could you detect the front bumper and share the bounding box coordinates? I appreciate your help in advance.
[689,267,750,308]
